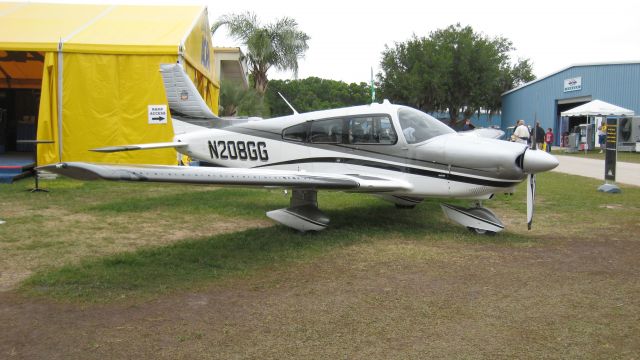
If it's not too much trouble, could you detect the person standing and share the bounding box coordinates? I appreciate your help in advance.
[513,120,530,145]
[545,128,554,153]
[462,119,475,131]
[535,122,545,149]
[597,121,607,153]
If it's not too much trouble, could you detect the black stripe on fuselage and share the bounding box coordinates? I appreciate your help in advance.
[225,126,452,170]
[218,126,520,188]
[254,157,517,188]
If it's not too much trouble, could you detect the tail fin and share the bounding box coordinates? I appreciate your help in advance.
[160,63,219,119]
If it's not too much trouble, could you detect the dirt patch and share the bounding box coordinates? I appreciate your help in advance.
[1,234,639,359]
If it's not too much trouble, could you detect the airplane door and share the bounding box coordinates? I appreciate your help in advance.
[343,116,400,175]
[280,121,310,171]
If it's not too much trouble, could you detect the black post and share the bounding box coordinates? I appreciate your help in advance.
[15,139,54,192]
[598,117,621,193]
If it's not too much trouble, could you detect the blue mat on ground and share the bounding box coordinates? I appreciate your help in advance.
[0,153,34,184]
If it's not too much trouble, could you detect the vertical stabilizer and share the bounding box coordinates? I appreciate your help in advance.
[160,63,218,119]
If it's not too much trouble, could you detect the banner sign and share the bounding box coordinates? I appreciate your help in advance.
[563,77,582,92]
[604,118,617,181]
[148,105,168,124]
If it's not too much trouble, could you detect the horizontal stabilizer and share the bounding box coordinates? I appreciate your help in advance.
[91,142,187,153]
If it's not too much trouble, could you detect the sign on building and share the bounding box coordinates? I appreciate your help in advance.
[563,77,582,92]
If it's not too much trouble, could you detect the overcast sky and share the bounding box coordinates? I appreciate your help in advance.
[13,0,640,84]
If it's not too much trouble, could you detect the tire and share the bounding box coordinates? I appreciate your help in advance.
[467,227,496,236]
[395,204,416,209]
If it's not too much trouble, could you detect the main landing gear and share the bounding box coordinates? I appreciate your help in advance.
[266,189,329,232]
[440,202,504,235]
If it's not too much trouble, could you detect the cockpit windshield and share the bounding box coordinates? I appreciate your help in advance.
[398,107,454,144]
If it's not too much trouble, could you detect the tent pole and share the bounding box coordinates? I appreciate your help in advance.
[57,41,63,162]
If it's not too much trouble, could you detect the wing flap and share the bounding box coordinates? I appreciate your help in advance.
[38,162,412,192]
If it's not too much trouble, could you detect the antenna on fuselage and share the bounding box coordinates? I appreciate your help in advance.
[370,66,376,103]
[278,92,299,115]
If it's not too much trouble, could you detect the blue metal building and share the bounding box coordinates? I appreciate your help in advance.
[501,62,640,145]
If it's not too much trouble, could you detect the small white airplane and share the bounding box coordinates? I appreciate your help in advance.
[40,64,558,234]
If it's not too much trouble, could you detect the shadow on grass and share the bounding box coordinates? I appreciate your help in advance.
[87,188,289,218]
[20,198,532,303]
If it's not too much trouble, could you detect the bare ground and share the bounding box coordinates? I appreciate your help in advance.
[1,232,639,359]
[0,207,271,291]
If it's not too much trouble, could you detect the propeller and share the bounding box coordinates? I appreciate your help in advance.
[528,123,537,230]
[522,145,558,230]
[526,172,536,230]
[515,119,558,231]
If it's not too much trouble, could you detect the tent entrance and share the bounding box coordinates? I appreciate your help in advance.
[0,51,43,155]
[556,96,591,145]
[0,89,41,154]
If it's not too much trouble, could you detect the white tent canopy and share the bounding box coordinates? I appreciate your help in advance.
[561,99,635,117]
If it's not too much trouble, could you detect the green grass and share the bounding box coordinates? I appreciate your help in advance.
[5,171,640,302]
[18,195,486,302]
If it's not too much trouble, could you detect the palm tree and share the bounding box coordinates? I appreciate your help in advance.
[219,81,266,117]
[211,12,310,95]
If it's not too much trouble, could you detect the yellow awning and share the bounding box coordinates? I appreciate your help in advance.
[0,2,206,55]
[64,5,206,55]
[0,3,109,51]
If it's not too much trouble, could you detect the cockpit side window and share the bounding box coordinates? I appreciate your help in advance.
[283,115,398,145]
[310,118,344,144]
[282,122,308,142]
[398,107,454,144]
[347,115,397,145]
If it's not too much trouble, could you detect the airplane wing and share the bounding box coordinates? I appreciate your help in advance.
[90,141,187,153]
[38,162,413,193]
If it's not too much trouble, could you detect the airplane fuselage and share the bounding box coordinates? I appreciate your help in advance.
[176,102,532,199]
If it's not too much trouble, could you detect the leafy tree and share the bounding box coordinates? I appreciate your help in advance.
[265,77,371,117]
[219,82,267,117]
[211,12,310,96]
[378,24,534,125]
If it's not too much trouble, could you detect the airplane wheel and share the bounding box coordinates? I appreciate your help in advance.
[467,227,496,236]
[395,204,416,209]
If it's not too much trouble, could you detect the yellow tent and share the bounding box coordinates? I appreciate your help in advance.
[0,2,219,165]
